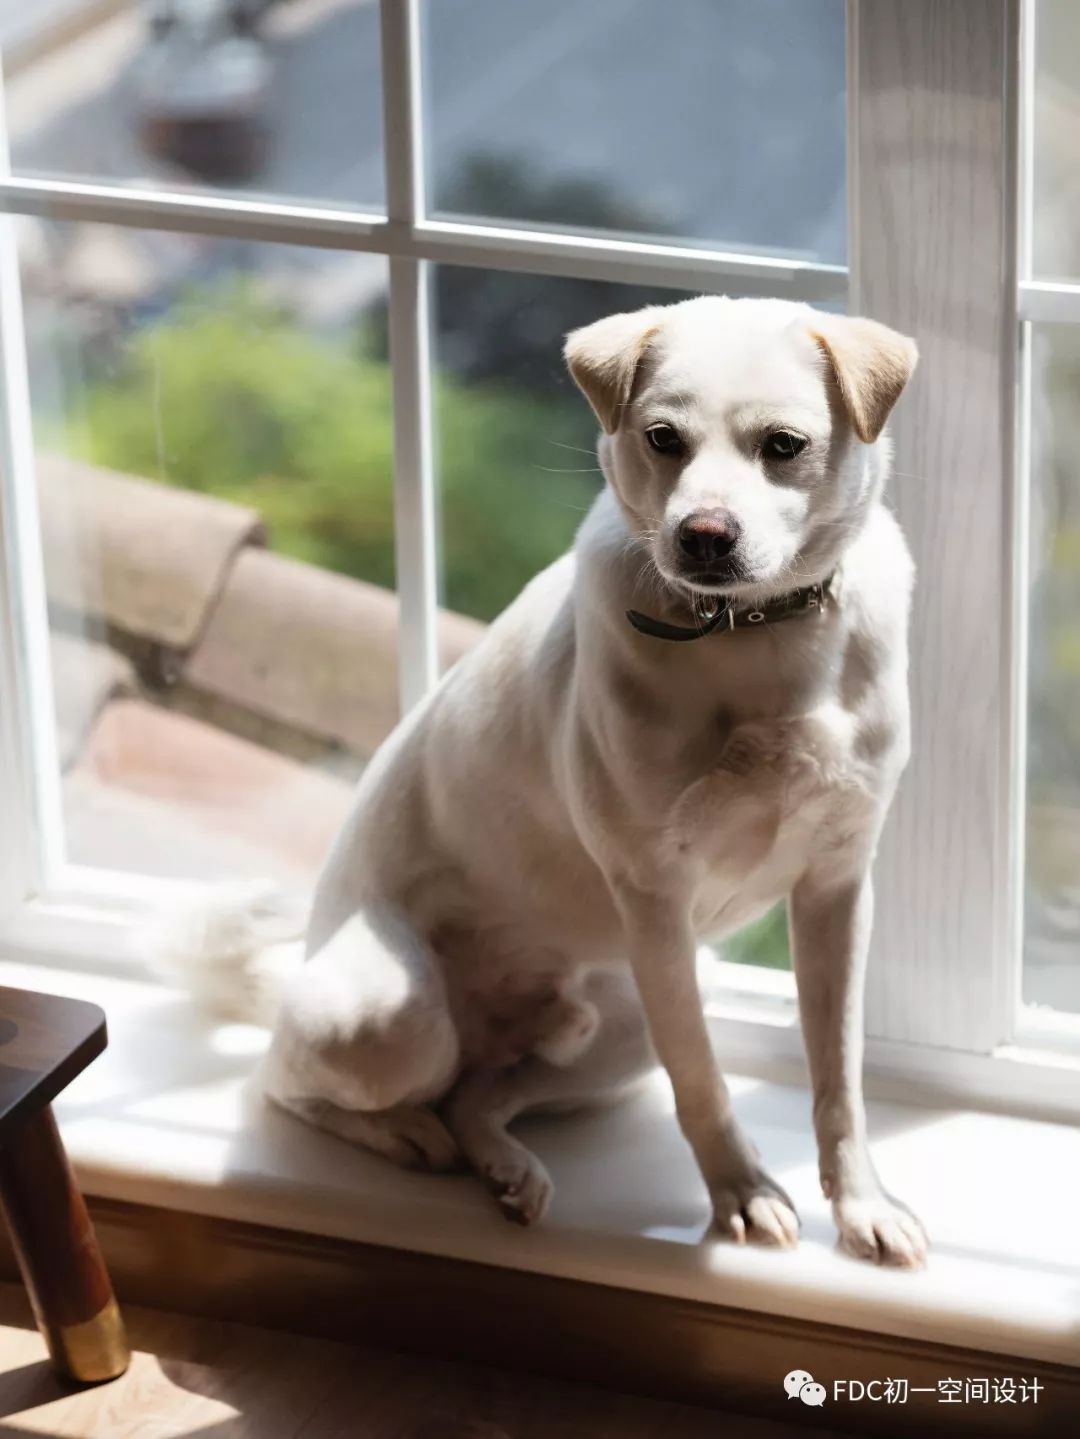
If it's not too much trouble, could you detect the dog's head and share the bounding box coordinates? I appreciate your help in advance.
[565,297,917,601]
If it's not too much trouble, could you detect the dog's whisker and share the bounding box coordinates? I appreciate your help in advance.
[546,441,601,456]
[532,465,604,475]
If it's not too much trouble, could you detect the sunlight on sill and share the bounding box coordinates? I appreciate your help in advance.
[1,952,1078,1370]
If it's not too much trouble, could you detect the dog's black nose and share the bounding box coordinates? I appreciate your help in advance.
[677,509,741,565]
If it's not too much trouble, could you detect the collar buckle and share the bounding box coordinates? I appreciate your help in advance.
[695,597,734,631]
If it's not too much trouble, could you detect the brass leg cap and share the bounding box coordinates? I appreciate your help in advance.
[52,1297,130,1383]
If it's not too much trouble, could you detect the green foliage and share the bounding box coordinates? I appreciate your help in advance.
[720,902,791,970]
[66,286,601,622]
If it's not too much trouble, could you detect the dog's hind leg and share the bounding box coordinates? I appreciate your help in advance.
[444,968,655,1223]
[262,903,462,1171]
[280,1096,461,1171]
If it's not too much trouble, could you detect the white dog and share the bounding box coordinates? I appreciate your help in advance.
[164,296,927,1267]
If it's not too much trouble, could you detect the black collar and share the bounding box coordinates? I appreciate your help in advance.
[626,572,838,642]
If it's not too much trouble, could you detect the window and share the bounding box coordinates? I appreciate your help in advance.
[24,224,394,886]
[4,0,386,209]
[422,0,846,262]
[0,1,1077,1118]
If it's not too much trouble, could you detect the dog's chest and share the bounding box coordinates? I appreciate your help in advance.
[667,707,876,916]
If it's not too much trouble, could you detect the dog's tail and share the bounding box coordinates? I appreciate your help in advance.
[140,880,308,1027]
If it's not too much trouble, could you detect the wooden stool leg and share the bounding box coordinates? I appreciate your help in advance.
[0,1105,129,1382]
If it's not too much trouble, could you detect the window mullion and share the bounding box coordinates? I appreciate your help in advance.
[380,0,438,713]
[1007,0,1037,1042]
[0,86,64,911]
[851,0,1022,1053]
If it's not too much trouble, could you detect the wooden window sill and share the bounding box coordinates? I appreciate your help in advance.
[0,954,1077,1433]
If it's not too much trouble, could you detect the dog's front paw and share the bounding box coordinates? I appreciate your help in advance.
[484,1152,554,1226]
[834,1193,928,1269]
[711,1168,800,1249]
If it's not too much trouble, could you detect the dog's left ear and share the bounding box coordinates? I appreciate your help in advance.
[810,314,918,444]
[564,307,663,434]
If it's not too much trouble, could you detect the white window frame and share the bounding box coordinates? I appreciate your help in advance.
[1,0,1078,1117]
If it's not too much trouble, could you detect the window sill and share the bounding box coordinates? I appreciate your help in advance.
[0,953,1077,1372]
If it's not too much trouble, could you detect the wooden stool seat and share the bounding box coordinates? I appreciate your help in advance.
[0,985,129,1383]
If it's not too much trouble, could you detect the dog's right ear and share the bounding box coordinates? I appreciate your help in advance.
[564,309,662,434]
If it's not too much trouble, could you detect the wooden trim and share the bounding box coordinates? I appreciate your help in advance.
[0,1197,1072,1435]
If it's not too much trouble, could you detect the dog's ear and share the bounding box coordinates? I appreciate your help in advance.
[810,314,918,444]
[564,309,662,433]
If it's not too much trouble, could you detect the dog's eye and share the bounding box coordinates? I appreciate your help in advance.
[645,424,684,456]
[762,430,808,461]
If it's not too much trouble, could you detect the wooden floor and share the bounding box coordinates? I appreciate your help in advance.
[0,1284,827,1439]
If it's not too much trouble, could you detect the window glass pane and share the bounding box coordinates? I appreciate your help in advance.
[1031,0,1080,282]
[24,220,394,885]
[2,1,384,211]
[432,265,611,633]
[432,264,792,972]
[422,0,846,263]
[1024,324,1080,1013]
